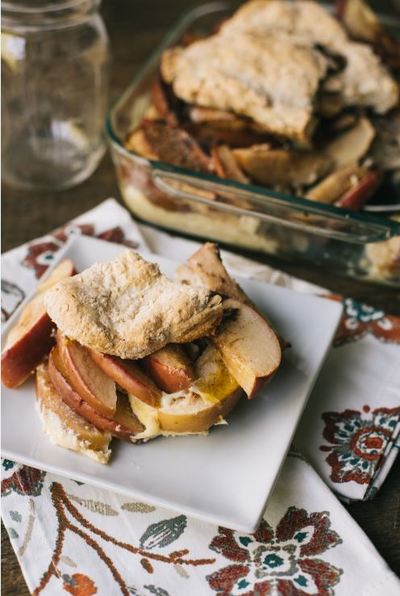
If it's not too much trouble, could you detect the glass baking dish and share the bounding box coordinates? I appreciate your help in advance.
[106,1,400,286]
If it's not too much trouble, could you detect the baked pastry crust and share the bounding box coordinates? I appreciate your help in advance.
[161,0,397,143]
[221,0,348,45]
[161,32,329,142]
[220,0,398,114]
[45,250,223,359]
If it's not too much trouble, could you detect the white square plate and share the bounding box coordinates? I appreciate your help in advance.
[1,236,342,532]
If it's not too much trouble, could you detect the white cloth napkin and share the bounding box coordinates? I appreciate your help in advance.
[2,198,400,595]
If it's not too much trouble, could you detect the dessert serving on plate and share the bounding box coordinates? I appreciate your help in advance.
[2,244,282,464]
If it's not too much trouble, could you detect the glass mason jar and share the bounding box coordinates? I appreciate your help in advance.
[2,0,109,190]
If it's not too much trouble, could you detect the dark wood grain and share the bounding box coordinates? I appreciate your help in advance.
[1,524,30,596]
[2,1,399,594]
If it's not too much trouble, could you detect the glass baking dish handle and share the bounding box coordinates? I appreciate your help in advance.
[151,165,399,245]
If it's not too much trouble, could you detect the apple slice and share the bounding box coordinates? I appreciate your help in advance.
[306,164,368,204]
[157,344,242,433]
[336,0,378,38]
[48,348,144,441]
[157,388,242,434]
[57,333,117,417]
[1,259,75,388]
[150,77,180,126]
[323,117,375,169]
[2,295,55,389]
[211,145,250,185]
[89,350,161,408]
[334,169,382,210]
[188,120,266,150]
[194,344,240,404]
[114,393,147,440]
[176,242,251,305]
[36,259,76,293]
[189,106,244,125]
[143,345,195,393]
[127,345,243,437]
[233,146,333,188]
[36,363,112,463]
[212,299,282,398]
[177,244,287,352]
[336,0,400,70]
[125,119,213,173]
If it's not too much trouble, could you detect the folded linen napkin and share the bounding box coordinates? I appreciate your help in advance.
[2,199,400,595]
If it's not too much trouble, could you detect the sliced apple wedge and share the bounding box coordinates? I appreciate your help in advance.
[176,242,251,305]
[48,348,144,441]
[126,119,212,173]
[157,389,242,434]
[36,363,112,464]
[323,117,375,168]
[129,344,242,436]
[306,164,367,204]
[233,146,333,188]
[36,259,75,293]
[89,350,161,408]
[143,344,195,393]
[150,77,179,126]
[178,244,287,356]
[335,169,382,210]
[2,295,55,389]
[211,145,250,184]
[158,344,241,433]
[114,393,148,439]
[57,333,117,418]
[212,299,282,398]
[1,259,75,388]
[194,344,241,404]
[336,0,400,71]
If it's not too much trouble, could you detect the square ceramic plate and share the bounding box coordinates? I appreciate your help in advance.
[1,236,342,532]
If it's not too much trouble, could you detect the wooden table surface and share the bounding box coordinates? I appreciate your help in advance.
[2,1,399,593]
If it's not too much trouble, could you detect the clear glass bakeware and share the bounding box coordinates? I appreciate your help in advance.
[106,1,400,286]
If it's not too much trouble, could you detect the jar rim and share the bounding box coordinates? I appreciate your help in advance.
[2,0,99,15]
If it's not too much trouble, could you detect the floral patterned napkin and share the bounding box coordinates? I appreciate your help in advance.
[2,451,399,595]
[2,198,400,595]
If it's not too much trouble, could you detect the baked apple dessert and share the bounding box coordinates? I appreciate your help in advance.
[125,0,399,212]
[2,244,282,463]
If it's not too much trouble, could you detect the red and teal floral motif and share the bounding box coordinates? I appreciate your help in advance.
[320,406,400,485]
[207,507,342,595]
[328,296,400,346]
[23,223,138,279]
[2,465,46,497]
